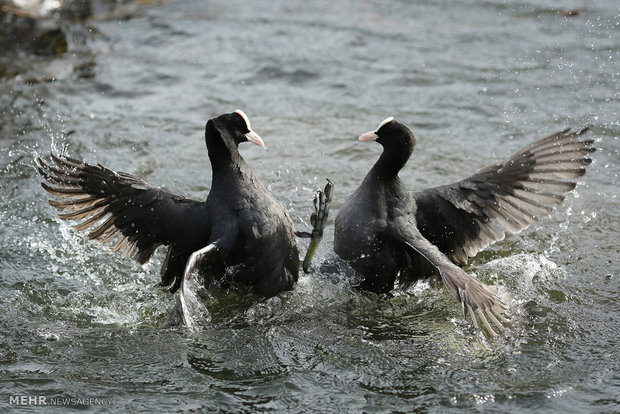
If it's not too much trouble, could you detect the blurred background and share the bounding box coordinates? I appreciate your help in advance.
[0,0,618,412]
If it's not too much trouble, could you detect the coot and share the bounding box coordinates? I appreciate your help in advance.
[334,117,593,335]
[38,110,313,300]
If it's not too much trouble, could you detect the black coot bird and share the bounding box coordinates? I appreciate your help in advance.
[38,110,318,302]
[334,117,594,335]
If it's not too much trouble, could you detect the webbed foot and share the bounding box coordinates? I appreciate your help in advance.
[296,178,334,273]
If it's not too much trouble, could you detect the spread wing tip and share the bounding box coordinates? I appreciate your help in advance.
[442,265,510,337]
[38,153,167,266]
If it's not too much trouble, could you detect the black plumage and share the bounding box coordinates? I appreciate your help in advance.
[334,117,594,334]
[38,110,300,297]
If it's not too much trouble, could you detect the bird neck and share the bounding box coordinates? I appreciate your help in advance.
[370,144,412,180]
[208,145,243,175]
[206,130,243,175]
[207,140,256,196]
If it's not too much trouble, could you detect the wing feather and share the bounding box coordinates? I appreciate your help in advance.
[37,154,210,267]
[413,128,594,262]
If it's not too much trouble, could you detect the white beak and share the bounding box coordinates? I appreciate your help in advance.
[359,131,379,141]
[245,130,265,147]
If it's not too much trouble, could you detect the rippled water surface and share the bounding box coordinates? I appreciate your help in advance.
[1,0,618,412]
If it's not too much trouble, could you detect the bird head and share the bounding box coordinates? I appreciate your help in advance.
[206,109,265,149]
[359,116,416,151]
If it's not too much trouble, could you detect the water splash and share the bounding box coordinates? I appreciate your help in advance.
[179,267,212,331]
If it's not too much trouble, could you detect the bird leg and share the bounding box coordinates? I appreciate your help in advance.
[296,178,334,273]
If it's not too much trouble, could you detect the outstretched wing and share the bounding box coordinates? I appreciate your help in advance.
[37,153,209,265]
[413,128,594,265]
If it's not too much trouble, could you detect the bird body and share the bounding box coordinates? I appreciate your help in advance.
[201,136,299,294]
[335,169,417,293]
[203,165,299,294]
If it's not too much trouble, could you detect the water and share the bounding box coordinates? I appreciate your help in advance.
[1,0,618,412]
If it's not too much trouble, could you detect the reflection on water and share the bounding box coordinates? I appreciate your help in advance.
[1,0,618,412]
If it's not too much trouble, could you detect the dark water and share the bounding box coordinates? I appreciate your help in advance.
[1,0,619,412]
